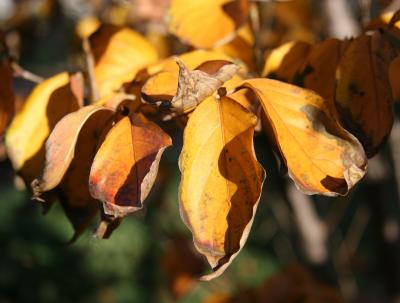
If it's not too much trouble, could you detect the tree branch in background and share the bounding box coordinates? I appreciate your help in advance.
[287,182,328,265]
[324,0,361,38]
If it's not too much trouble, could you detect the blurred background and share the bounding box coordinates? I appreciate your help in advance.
[1,0,400,302]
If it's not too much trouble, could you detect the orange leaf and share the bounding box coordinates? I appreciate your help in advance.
[168,0,249,49]
[335,33,395,157]
[89,113,172,218]
[179,96,265,280]
[32,105,114,197]
[242,78,366,196]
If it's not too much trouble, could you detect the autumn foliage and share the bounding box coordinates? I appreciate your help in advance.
[1,0,400,282]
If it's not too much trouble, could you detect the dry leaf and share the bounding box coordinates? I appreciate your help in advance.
[5,72,81,183]
[0,59,14,137]
[89,113,172,218]
[242,78,366,196]
[168,0,249,48]
[90,24,159,98]
[179,95,265,280]
[142,58,239,113]
[300,38,347,115]
[335,33,395,157]
[31,105,114,198]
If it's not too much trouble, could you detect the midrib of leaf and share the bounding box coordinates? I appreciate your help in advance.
[130,121,140,205]
[215,98,231,261]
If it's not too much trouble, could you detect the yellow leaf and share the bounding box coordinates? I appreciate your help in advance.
[5,72,81,183]
[179,96,265,280]
[168,0,249,49]
[242,78,366,196]
[90,24,159,98]
[89,113,172,218]
[335,33,395,157]
[75,16,100,40]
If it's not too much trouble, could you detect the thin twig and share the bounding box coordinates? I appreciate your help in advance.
[83,38,99,102]
[10,61,43,83]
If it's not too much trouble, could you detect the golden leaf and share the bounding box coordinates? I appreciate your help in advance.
[90,24,159,98]
[5,72,81,183]
[89,113,172,218]
[168,0,249,49]
[242,78,366,196]
[179,96,265,280]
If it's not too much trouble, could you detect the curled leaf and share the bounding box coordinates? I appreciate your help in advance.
[5,72,81,183]
[335,33,395,157]
[57,108,114,241]
[242,78,367,196]
[179,96,265,280]
[89,113,172,218]
[168,0,249,49]
[32,105,114,197]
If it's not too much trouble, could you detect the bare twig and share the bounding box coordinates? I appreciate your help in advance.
[83,38,99,102]
[10,61,43,83]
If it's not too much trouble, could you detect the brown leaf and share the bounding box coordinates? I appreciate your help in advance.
[89,113,172,218]
[242,78,366,196]
[179,95,265,280]
[335,33,396,157]
[300,38,348,115]
[0,59,14,137]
